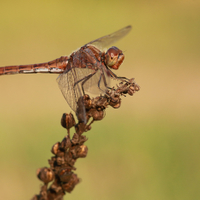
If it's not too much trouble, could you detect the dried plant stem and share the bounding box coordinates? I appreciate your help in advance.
[32,78,139,200]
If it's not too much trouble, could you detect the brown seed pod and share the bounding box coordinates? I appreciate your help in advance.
[76,145,88,158]
[51,142,60,155]
[109,98,121,108]
[58,168,73,182]
[37,167,54,184]
[128,87,135,96]
[83,94,92,109]
[60,136,71,150]
[71,133,79,145]
[89,109,104,121]
[134,84,140,91]
[61,113,76,129]
[62,174,79,193]
[56,156,65,166]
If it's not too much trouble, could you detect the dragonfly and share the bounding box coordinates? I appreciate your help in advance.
[0,25,132,123]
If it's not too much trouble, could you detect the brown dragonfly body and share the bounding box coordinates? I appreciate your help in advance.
[0,56,68,75]
[0,26,132,122]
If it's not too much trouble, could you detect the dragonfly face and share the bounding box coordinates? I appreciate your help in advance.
[104,46,124,70]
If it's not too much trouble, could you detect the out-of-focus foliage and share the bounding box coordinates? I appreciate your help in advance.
[0,0,199,199]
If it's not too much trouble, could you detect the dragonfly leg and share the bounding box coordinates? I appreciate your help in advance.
[99,71,117,102]
[98,71,112,91]
[73,70,97,95]
[107,68,129,82]
[80,71,98,94]
[97,73,107,93]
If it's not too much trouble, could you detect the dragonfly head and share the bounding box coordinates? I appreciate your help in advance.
[105,46,124,70]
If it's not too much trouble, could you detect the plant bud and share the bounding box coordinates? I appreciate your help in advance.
[37,167,54,184]
[56,156,65,165]
[71,133,79,144]
[60,136,71,150]
[51,142,60,155]
[83,94,92,109]
[134,84,140,91]
[62,174,79,193]
[109,98,121,108]
[50,182,63,193]
[128,86,135,96]
[77,145,88,158]
[61,113,76,129]
[90,109,104,121]
[58,168,73,182]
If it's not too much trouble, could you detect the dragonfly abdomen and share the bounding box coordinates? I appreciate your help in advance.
[0,56,68,75]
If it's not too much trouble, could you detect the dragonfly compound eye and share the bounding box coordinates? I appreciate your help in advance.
[105,46,124,70]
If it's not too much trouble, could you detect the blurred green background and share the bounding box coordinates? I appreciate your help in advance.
[0,0,200,199]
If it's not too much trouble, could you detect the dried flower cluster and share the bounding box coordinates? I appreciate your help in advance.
[32,78,139,200]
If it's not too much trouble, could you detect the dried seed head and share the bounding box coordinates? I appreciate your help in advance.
[79,135,88,144]
[71,133,79,144]
[129,85,134,91]
[37,167,54,184]
[38,185,48,199]
[84,94,92,109]
[96,97,108,108]
[68,158,76,167]
[62,174,79,193]
[70,147,77,158]
[61,113,76,129]
[134,84,140,91]
[76,145,88,158]
[109,98,121,108]
[56,156,65,166]
[89,109,104,121]
[128,90,134,96]
[49,182,63,194]
[128,86,135,96]
[60,136,71,150]
[51,142,60,155]
[58,168,73,182]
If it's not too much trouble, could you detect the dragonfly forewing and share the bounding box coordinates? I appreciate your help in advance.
[87,25,132,51]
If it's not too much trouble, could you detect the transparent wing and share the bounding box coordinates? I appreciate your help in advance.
[57,68,86,122]
[57,68,82,112]
[73,68,111,95]
[56,67,111,118]
[87,25,132,51]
